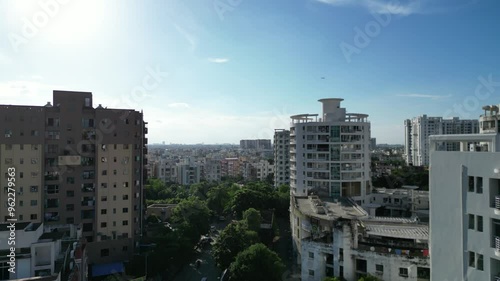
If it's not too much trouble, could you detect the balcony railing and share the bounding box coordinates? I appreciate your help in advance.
[495,195,500,211]
[495,236,500,256]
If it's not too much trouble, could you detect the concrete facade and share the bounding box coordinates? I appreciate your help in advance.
[0,91,147,268]
[404,115,479,166]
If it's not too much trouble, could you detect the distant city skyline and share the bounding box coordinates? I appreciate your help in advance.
[1,0,499,145]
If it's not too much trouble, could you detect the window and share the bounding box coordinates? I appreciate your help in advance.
[31,130,39,137]
[123,208,128,213]
[477,254,483,270]
[309,252,314,259]
[101,222,107,228]
[101,209,107,215]
[19,172,23,179]
[85,97,91,107]
[122,220,128,226]
[67,177,75,184]
[66,204,74,211]
[399,268,409,277]
[31,158,38,164]
[469,251,475,267]
[30,186,38,192]
[113,208,116,214]
[123,182,129,188]
[4,129,12,137]
[30,200,37,206]
[376,264,384,273]
[476,177,483,194]
[100,249,109,257]
[477,215,483,232]
[20,158,24,164]
[31,214,37,220]
[101,183,108,188]
[356,259,367,273]
[468,176,474,192]
[123,195,128,200]
[102,170,107,176]
[101,196,107,202]
[308,270,314,276]
[468,214,475,230]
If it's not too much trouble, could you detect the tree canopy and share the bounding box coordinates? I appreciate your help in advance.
[229,243,285,281]
[213,221,259,269]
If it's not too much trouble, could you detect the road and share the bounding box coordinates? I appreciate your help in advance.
[172,220,229,281]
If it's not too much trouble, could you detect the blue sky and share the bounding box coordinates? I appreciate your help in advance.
[1,0,499,144]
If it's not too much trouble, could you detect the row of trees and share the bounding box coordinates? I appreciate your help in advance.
[139,178,290,279]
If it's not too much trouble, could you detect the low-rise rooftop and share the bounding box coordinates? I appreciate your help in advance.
[294,195,368,221]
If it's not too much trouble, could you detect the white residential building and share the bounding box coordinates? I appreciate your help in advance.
[176,157,201,186]
[253,160,274,181]
[274,129,290,188]
[156,158,177,183]
[290,98,371,203]
[429,108,500,281]
[404,115,479,166]
[0,222,87,281]
[202,159,221,182]
[292,196,430,281]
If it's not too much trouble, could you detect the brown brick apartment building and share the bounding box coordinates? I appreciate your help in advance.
[0,90,147,269]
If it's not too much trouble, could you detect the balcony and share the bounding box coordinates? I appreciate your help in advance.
[495,236,500,257]
[495,196,500,215]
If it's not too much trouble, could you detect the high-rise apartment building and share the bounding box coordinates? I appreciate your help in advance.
[289,99,430,281]
[290,98,371,203]
[404,115,479,166]
[0,91,147,270]
[239,139,272,150]
[273,129,290,188]
[429,106,500,281]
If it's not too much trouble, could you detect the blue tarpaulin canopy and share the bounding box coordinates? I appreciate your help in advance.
[91,262,125,277]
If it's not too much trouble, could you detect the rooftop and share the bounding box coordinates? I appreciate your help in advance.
[361,220,429,240]
[294,195,368,221]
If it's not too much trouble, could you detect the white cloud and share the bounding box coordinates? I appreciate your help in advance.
[0,80,65,105]
[207,58,229,63]
[314,0,422,16]
[396,93,452,100]
[167,102,190,109]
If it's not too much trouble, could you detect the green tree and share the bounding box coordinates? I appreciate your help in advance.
[207,186,231,215]
[229,243,285,281]
[213,221,259,269]
[242,208,261,232]
[171,197,211,242]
